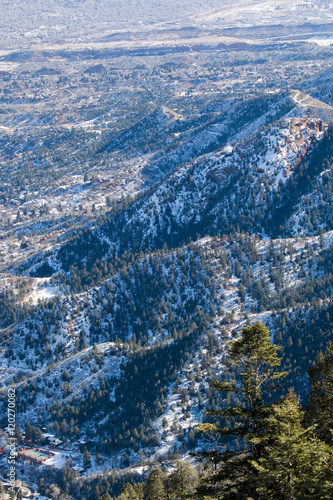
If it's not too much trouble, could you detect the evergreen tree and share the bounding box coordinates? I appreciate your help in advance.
[100,494,112,500]
[144,468,166,500]
[197,322,287,498]
[116,482,143,500]
[307,341,333,445]
[253,390,333,499]
[35,427,44,444]
[83,449,91,468]
[25,421,33,441]
[167,461,198,499]
[14,424,23,442]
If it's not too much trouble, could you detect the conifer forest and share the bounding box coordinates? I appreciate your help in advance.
[1,1,333,499]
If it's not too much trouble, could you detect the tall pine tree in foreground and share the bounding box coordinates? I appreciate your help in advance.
[197,322,287,498]
[253,390,333,499]
[307,341,333,445]
[197,322,333,499]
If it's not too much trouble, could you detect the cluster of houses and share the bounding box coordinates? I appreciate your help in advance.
[0,431,93,499]
[0,429,94,476]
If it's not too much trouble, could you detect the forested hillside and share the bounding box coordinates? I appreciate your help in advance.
[1,0,333,497]
[2,98,333,497]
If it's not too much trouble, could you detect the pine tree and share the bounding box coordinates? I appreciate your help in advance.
[307,341,333,445]
[35,427,44,444]
[197,322,287,498]
[167,461,198,499]
[83,449,91,468]
[144,468,166,500]
[25,421,33,441]
[132,483,144,499]
[116,482,143,500]
[14,424,22,442]
[253,390,333,499]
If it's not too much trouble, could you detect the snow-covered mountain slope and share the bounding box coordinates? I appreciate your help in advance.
[100,92,295,182]
[302,64,333,107]
[3,227,333,460]
[1,85,333,483]
[48,112,330,282]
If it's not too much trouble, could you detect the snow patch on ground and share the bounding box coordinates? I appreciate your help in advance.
[25,278,61,304]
